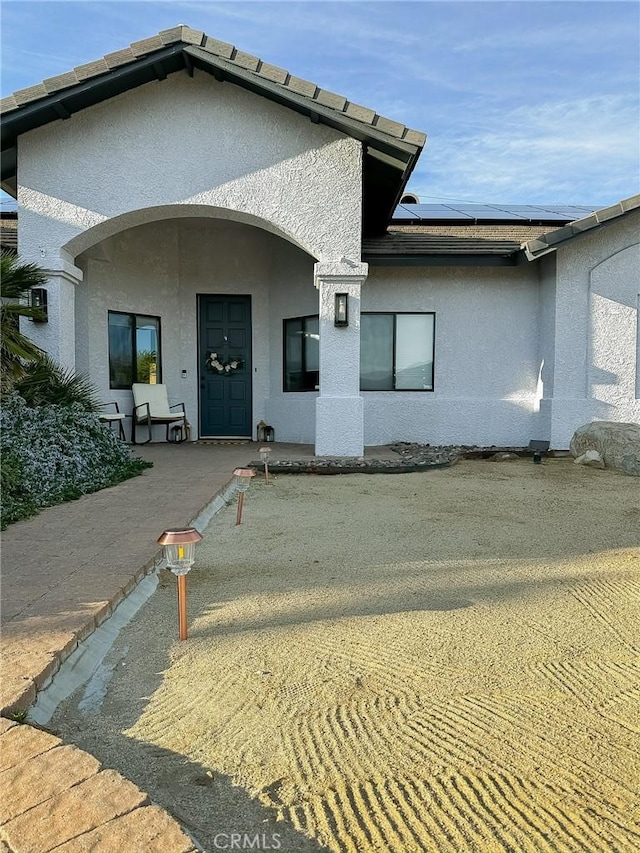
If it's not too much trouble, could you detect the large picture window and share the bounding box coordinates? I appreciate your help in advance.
[283,316,319,391]
[361,313,434,391]
[108,311,161,389]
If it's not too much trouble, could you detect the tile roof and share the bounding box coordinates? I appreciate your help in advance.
[0,213,17,252]
[362,223,561,263]
[523,194,640,259]
[0,24,426,149]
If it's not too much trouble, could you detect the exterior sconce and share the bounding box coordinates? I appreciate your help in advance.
[157,527,203,640]
[259,446,272,485]
[233,468,255,525]
[30,288,48,322]
[334,293,349,327]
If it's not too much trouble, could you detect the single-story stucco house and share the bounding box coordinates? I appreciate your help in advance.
[1,25,638,455]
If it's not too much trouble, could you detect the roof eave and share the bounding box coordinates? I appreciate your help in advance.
[522,194,640,260]
[1,41,424,229]
[363,253,519,267]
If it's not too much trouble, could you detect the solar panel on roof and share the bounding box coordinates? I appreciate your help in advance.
[391,202,601,222]
[409,205,474,219]
[456,206,528,220]
[393,205,421,219]
[534,205,597,219]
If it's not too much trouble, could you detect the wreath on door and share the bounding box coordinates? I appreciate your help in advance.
[206,352,243,374]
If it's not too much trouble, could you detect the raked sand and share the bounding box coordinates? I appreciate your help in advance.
[51,459,640,852]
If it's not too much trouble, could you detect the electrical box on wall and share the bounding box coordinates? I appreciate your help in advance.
[30,289,48,322]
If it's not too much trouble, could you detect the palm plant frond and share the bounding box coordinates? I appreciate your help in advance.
[1,252,48,391]
[1,251,48,299]
[14,354,101,412]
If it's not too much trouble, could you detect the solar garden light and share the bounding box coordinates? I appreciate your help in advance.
[259,446,272,485]
[157,527,203,640]
[233,468,255,525]
[528,439,550,465]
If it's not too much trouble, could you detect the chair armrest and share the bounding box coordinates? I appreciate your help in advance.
[133,401,151,422]
[101,401,121,413]
[169,402,186,414]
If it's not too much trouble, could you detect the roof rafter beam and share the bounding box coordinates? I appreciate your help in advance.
[53,101,70,120]
[183,51,194,78]
[366,146,408,173]
[152,61,167,81]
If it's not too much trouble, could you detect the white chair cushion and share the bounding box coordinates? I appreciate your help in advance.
[132,383,183,421]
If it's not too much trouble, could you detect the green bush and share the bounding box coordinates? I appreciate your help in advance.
[1,394,152,529]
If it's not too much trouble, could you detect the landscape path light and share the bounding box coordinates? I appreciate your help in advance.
[259,446,272,485]
[157,527,203,640]
[233,468,255,525]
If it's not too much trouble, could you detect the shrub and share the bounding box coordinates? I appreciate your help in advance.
[1,394,152,529]
[14,354,101,411]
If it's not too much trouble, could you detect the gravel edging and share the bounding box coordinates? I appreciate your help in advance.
[247,441,569,475]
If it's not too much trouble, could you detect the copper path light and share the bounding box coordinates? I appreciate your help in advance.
[233,468,255,525]
[259,446,272,485]
[157,527,203,640]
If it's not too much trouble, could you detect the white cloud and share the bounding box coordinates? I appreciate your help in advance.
[412,95,640,203]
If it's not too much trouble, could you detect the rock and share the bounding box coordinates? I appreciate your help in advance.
[621,454,640,476]
[574,450,605,469]
[490,452,519,461]
[570,421,640,476]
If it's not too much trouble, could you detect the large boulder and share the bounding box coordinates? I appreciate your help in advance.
[570,421,640,476]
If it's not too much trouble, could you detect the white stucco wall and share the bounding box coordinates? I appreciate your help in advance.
[17,71,362,267]
[549,212,640,447]
[75,217,318,441]
[75,216,545,447]
[536,253,557,440]
[360,264,541,446]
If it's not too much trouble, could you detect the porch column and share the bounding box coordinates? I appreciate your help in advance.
[314,260,368,457]
[20,256,82,371]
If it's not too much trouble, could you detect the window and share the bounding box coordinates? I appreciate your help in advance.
[282,312,435,392]
[108,312,161,389]
[361,313,434,391]
[283,315,319,391]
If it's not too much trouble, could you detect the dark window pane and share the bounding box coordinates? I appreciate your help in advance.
[284,316,320,391]
[284,318,304,391]
[305,317,319,373]
[360,314,393,390]
[108,313,133,389]
[395,314,434,390]
[109,311,161,389]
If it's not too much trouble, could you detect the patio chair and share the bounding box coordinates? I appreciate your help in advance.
[99,401,126,441]
[131,383,187,445]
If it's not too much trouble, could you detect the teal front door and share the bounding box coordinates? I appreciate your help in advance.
[198,295,252,438]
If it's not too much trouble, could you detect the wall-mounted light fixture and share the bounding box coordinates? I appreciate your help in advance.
[334,293,349,327]
[30,289,48,323]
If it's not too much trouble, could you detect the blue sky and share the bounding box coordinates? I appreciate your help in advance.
[1,0,638,208]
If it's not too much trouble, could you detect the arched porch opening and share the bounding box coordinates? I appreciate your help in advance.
[71,210,320,443]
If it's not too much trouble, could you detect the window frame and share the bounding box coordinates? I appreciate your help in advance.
[360,311,435,392]
[282,314,320,392]
[108,310,162,390]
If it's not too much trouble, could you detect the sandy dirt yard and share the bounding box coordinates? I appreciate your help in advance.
[51,459,640,853]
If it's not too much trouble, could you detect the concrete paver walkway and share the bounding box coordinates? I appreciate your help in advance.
[0,442,396,853]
